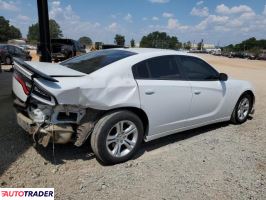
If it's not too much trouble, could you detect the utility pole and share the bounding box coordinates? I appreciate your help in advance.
[37,0,52,62]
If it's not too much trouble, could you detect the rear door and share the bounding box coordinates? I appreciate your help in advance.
[179,55,225,124]
[133,55,192,136]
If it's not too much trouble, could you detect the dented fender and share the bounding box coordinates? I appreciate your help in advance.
[33,72,141,110]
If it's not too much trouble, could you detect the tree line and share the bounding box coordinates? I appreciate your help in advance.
[223,37,266,53]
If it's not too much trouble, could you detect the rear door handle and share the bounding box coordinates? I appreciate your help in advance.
[194,90,201,95]
[145,90,155,95]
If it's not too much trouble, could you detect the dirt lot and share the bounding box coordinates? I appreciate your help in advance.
[0,54,266,200]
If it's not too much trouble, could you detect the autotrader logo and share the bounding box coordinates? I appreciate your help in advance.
[0,188,54,199]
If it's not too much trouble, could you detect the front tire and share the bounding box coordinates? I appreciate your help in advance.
[91,110,144,165]
[231,94,252,124]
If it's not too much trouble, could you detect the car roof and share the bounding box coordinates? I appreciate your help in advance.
[113,48,197,57]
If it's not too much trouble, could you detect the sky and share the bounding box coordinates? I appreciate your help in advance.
[0,0,266,46]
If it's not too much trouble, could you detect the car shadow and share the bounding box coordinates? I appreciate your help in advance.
[35,140,95,165]
[0,72,32,176]
[36,121,231,166]
[133,121,230,160]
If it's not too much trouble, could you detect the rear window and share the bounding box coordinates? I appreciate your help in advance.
[51,39,73,45]
[61,49,136,74]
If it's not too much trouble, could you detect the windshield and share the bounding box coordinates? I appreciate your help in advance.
[61,49,136,74]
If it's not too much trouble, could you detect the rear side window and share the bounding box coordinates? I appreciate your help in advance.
[7,45,15,53]
[132,56,182,80]
[180,56,219,81]
[61,50,136,74]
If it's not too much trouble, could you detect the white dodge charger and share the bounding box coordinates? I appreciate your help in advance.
[12,48,255,164]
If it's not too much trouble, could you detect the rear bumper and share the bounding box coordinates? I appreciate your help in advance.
[16,111,74,147]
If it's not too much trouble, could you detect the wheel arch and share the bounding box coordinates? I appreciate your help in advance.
[104,107,149,137]
[240,90,255,108]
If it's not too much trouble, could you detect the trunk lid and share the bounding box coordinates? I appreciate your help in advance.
[12,58,85,104]
[24,61,85,77]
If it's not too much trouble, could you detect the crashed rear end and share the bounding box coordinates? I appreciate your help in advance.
[12,58,92,146]
[12,53,139,147]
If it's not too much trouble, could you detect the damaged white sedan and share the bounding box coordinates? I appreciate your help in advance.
[12,48,255,164]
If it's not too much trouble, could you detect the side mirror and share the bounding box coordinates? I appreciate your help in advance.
[219,73,228,81]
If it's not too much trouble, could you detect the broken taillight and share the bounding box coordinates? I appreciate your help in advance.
[14,71,31,95]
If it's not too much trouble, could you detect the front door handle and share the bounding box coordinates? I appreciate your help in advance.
[145,90,155,95]
[194,90,201,95]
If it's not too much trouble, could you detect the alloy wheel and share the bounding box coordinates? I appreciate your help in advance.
[106,120,138,158]
[237,97,250,121]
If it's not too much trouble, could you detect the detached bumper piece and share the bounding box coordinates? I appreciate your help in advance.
[16,112,74,147]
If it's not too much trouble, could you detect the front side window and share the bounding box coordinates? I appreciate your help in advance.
[180,56,219,81]
[132,56,182,80]
[61,49,136,74]
[15,47,24,55]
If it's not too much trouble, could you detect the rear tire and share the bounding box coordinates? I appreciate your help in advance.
[91,110,143,165]
[231,94,252,124]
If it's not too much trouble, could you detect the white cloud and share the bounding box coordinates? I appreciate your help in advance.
[195,15,229,30]
[142,17,148,21]
[216,4,253,15]
[162,12,174,18]
[49,1,105,40]
[167,18,189,30]
[111,14,117,19]
[17,14,30,21]
[152,16,159,21]
[263,5,266,15]
[196,1,204,6]
[149,0,169,4]
[0,0,18,11]
[107,22,118,32]
[124,13,133,23]
[190,6,209,17]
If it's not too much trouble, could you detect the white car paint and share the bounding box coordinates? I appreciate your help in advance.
[12,48,255,142]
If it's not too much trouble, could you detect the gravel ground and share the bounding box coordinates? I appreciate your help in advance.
[0,55,266,200]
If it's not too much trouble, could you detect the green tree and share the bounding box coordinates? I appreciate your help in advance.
[27,19,63,43]
[49,19,63,39]
[78,36,92,46]
[140,31,179,49]
[130,38,135,47]
[183,41,191,50]
[114,34,125,46]
[0,16,21,42]
[224,37,266,52]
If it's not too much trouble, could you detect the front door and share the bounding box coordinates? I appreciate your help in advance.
[179,55,226,124]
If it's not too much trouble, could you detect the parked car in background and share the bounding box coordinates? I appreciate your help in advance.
[12,48,255,164]
[0,44,32,65]
[257,52,266,60]
[51,39,86,62]
[233,52,246,58]
[244,52,256,60]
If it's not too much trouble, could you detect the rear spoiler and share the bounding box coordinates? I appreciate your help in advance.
[13,58,59,82]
